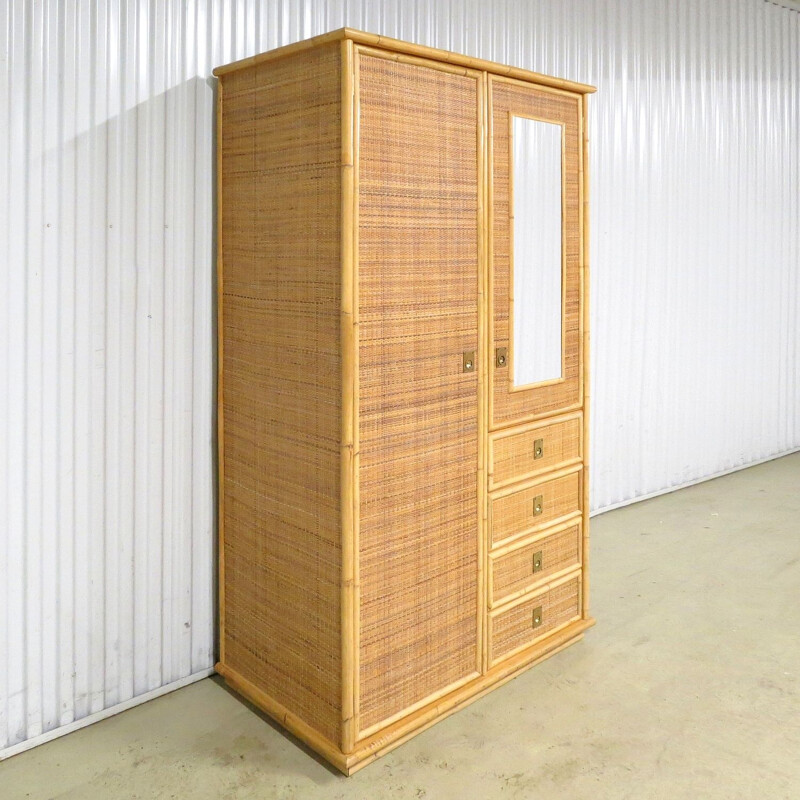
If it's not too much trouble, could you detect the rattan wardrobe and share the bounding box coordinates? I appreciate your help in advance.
[214,29,594,775]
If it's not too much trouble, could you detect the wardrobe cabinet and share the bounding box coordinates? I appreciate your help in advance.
[213,28,594,775]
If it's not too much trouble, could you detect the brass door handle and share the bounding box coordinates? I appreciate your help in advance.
[495,347,507,368]
[462,351,475,372]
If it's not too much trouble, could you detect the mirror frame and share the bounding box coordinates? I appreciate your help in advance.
[508,112,567,392]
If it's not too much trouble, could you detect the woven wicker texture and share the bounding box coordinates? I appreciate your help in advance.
[491,523,581,605]
[356,52,481,732]
[490,470,581,547]
[219,43,343,745]
[490,575,581,663]
[490,414,582,489]
[491,80,582,426]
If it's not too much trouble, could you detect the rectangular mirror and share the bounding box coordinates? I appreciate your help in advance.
[511,116,564,387]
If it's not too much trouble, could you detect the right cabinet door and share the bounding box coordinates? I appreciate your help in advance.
[489,76,584,429]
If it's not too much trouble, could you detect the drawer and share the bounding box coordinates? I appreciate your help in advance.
[490,522,581,607]
[490,414,582,490]
[490,469,582,547]
[489,574,582,666]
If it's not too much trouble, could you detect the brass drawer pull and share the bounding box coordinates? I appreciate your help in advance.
[462,351,475,372]
[532,606,543,628]
[532,551,543,573]
[533,438,544,459]
[495,347,507,368]
[532,495,543,516]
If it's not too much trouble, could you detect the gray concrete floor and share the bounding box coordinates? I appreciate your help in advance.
[3,453,799,800]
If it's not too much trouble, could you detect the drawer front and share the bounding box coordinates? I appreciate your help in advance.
[491,523,581,607]
[490,470,581,547]
[490,575,581,665]
[490,415,582,489]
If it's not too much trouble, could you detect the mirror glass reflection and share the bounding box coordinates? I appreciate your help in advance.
[512,116,563,387]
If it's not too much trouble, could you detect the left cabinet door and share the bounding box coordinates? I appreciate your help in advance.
[354,48,484,736]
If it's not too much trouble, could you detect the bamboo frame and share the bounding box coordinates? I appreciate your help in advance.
[477,66,489,678]
[213,28,597,97]
[215,80,226,666]
[581,94,592,619]
[340,37,357,754]
[213,29,595,776]
[480,69,492,674]
[347,40,362,752]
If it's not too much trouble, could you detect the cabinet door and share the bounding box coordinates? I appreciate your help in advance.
[355,49,482,735]
[489,77,584,428]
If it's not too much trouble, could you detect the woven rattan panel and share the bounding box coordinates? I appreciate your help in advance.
[220,44,342,745]
[491,79,582,427]
[491,523,581,605]
[490,575,581,663]
[356,53,480,733]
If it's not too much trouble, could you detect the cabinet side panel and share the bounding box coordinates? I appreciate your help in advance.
[219,43,342,745]
[356,53,481,732]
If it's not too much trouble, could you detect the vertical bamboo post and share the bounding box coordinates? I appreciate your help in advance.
[215,79,226,667]
[580,93,591,620]
[477,68,488,675]
[340,37,357,753]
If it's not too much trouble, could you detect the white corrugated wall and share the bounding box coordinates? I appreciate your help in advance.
[1,0,798,758]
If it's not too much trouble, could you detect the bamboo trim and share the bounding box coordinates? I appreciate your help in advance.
[212,29,347,76]
[489,461,583,500]
[487,75,496,433]
[488,565,580,615]
[489,509,582,553]
[355,43,473,76]
[357,671,480,741]
[489,72,587,100]
[213,28,598,95]
[490,409,583,441]
[477,68,488,676]
[488,565,581,616]
[489,516,583,560]
[350,45,362,745]
[489,560,582,611]
[215,80,226,666]
[581,93,592,621]
[489,402,584,433]
[340,38,356,754]
[507,113,568,394]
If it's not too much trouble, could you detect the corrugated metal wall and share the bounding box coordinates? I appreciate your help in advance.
[2,0,798,757]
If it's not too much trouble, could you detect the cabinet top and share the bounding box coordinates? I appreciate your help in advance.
[212,27,596,95]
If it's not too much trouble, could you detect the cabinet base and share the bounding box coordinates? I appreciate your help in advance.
[216,616,594,775]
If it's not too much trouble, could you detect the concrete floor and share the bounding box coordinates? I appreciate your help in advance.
[3,453,799,800]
